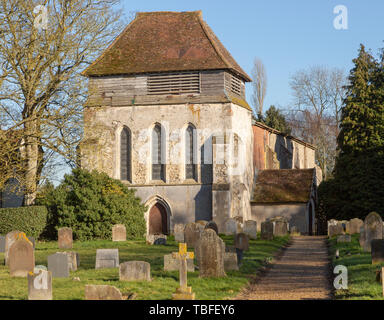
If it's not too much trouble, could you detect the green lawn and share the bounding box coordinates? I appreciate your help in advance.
[329,234,384,300]
[0,234,290,300]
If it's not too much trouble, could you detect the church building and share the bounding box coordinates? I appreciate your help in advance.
[80,11,319,235]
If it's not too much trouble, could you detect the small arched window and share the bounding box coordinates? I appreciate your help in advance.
[185,125,197,180]
[152,124,165,181]
[120,127,131,182]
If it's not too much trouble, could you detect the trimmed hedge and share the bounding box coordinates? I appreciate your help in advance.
[0,206,48,239]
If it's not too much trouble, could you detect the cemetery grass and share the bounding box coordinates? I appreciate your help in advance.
[0,235,289,300]
[329,234,384,300]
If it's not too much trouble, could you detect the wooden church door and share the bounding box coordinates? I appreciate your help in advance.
[148,203,168,235]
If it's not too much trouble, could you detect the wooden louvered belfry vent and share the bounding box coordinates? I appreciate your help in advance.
[147,72,201,95]
[225,72,245,97]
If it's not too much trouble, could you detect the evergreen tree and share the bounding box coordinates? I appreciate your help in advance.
[263,105,292,135]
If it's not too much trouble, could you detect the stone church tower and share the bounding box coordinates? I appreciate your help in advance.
[80,11,254,234]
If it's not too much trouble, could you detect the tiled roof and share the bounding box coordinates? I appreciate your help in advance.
[251,169,315,203]
[83,11,251,81]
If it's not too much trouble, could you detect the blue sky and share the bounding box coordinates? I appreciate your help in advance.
[119,0,384,111]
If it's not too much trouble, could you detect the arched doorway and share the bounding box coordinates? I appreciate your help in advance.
[148,202,168,235]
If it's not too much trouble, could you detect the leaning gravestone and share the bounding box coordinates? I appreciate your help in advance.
[362,212,383,252]
[224,218,237,236]
[205,221,219,235]
[243,220,257,239]
[95,249,119,269]
[184,223,201,248]
[119,261,151,281]
[48,252,69,278]
[112,224,126,242]
[4,230,22,265]
[164,254,194,272]
[58,227,73,249]
[28,270,53,300]
[9,234,35,277]
[371,240,384,264]
[347,218,364,235]
[195,229,226,278]
[261,221,274,240]
[173,224,185,242]
[224,252,239,271]
[85,285,123,300]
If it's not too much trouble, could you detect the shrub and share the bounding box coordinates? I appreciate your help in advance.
[37,168,147,241]
[0,206,48,239]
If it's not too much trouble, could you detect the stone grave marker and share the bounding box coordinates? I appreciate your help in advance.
[9,233,35,277]
[173,224,185,242]
[205,221,219,235]
[371,240,384,264]
[261,221,274,240]
[28,270,52,300]
[184,223,201,248]
[362,212,383,252]
[119,261,151,281]
[4,230,22,265]
[273,220,288,236]
[85,285,123,300]
[328,224,344,237]
[195,229,226,278]
[112,224,126,242]
[243,220,257,239]
[95,249,119,269]
[58,227,73,249]
[48,252,69,278]
[224,218,237,236]
[146,234,167,245]
[172,243,195,300]
[164,254,194,272]
[224,252,239,271]
[347,218,364,234]
[63,251,79,271]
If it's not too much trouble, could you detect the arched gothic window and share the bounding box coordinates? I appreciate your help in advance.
[152,124,165,181]
[185,125,197,180]
[120,127,131,182]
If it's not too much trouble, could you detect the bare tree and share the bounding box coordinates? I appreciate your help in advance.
[251,58,267,117]
[0,0,124,204]
[287,66,346,180]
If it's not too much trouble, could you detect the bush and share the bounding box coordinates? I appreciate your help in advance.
[0,206,48,239]
[36,168,147,241]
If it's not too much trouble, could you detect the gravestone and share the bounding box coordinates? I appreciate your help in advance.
[224,218,237,236]
[184,223,201,248]
[9,234,35,277]
[347,218,364,234]
[224,252,239,271]
[119,261,151,281]
[235,233,249,251]
[261,221,274,240]
[164,254,194,272]
[195,229,226,278]
[85,285,123,300]
[95,249,119,269]
[362,212,383,252]
[4,230,22,265]
[63,251,79,271]
[205,221,219,235]
[372,240,384,264]
[0,235,5,253]
[58,227,73,249]
[243,220,257,239]
[48,252,69,278]
[273,220,289,236]
[28,270,52,300]
[173,224,185,242]
[112,224,126,242]
[328,224,344,237]
[146,234,167,245]
[337,235,352,243]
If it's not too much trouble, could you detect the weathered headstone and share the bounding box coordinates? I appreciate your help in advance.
[337,235,351,243]
[195,229,226,278]
[58,227,73,249]
[362,212,383,252]
[9,234,35,277]
[328,224,344,237]
[63,251,79,271]
[4,230,22,265]
[48,252,69,278]
[95,249,119,269]
[261,221,274,240]
[173,224,185,242]
[235,233,249,251]
[205,221,219,235]
[224,252,239,271]
[164,254,194,272]
[346,218,364,234]
[119,261,151,281]
[28,270,52,300]
[184,223,201,248]
[172,243,195,300]
[371,240,384,264]
[146,234,167,245]
[112,224,126,242]
[224,218,237,236]
[273,220,289,236]
[243,220,257,239]
[85,285,123,300]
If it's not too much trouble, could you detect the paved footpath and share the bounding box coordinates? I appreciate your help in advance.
[235,236,333,300]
